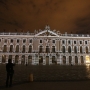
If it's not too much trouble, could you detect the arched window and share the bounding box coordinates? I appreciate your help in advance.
[28,45,32,53]
[22,45,25,53]
[15,55,19,64]
[10,45,13,52]
[68,46,71,53]
[86,46,88,53]
[81,56,84,64]
[62,46,65,53]
[52,46,55,53]
[74,46,77,53]
[63,56,66,64]
[39,46,43,53]
[80,46,83,53]
[16,45,19,52]
[3,45,7,52]
[46,46,50,53]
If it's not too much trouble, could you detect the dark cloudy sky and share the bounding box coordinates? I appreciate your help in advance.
[0,0,90,34]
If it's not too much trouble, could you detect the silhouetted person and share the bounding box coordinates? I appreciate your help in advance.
[6,59,15,87]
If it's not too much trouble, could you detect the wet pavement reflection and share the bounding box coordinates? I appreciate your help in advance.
[0,64,90,86]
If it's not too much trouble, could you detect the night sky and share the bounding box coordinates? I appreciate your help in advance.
[0,0,90,34]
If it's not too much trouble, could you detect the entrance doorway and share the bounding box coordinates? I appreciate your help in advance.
[46,56,49,64]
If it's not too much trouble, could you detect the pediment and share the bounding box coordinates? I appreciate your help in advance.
[35,25,60,37]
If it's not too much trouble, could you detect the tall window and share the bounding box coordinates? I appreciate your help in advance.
[10,45,13,52]
[39,46,43,53]
[16,45,19,52]
[68,46,71,53]
[40,40,42,43]
[28,45,32,53]
[46,46,50,53]
[52,46,55,53]
[74,46,77,53]
[3,45,7,52]
[62,46,65,53]
[22,45,25,53]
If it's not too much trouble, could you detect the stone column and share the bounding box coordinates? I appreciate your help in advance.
[49,55,52,65]
[12,55,15,63]
[6,55,8,63]
[72,56,75,65]
[32,55,35,65]
[66,56,69,65]
[19,55,21,64]
[57,54,60,64]
[43,54,46,65]
[25,55,28,64]
[78,56,81,65]
[60,55,63,65]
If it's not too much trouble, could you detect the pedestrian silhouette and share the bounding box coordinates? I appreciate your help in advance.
[6,59,15,87]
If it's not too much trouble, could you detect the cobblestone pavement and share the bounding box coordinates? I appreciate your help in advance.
[0,64,90,87]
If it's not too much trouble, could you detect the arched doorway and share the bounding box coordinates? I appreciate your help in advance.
[9,55,12,60]
[81,56,84,64]
[21,55,25,64]
[52,56,56,64]
[28,55,32,64]
[39,56,43,64]
[15,55,19,64]
[63,56,66,64]
[2,55,6,63]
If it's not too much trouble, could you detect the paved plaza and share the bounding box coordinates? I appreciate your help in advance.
[0,64,90,89]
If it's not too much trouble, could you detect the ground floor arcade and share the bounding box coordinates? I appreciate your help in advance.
[0,53,89,65]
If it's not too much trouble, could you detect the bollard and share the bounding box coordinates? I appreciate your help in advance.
[29,74,33,82]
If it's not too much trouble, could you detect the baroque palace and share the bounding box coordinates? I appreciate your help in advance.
[0,25,90,65]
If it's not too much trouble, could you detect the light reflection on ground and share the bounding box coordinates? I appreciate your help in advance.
[0,64,90,86]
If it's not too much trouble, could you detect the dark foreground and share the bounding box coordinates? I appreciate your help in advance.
[0,64,90,90]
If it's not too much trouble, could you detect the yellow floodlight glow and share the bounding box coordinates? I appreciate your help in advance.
[86,55,90,63]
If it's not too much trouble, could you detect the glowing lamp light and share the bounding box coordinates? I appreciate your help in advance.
[86,55,90,63]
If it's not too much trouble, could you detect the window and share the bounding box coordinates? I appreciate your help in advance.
[23,39,26,43]
[62,40,65,44]
[40,40,42,43]
[68,40,70,44]
[17,39,19,43]
[11,39,13,43]
[30,39,32,43]
[74,41,76,44]
[52,40,55,43]
[4,39,7,43]
[80,41,82,44]
[85,41,87,44]
[0,39,1,42]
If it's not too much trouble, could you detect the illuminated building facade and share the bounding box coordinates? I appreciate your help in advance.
[0,25,90,65]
